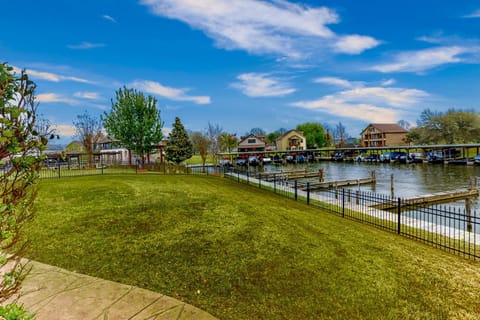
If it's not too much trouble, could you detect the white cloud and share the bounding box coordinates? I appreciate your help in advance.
[313,77,363,88]
[67,42,106,50]
[291,86,428,122]
[12,66,93,84]
[140,0,378,58]
[333,35,380,54]
[380,78,396,86]
[231,73,296,97]
[54,124,76,137]
[102,14,117,23]
[36,93,79,105]
[74,92,101,100]
[371,46,471,73]
[130,80,211,104]
[463,10,480,18]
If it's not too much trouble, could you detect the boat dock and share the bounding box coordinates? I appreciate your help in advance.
[258,169,324,181]
[299,176,377,191]
[370,188,479,210]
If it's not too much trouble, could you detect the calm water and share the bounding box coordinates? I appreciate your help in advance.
[263,161,480,210]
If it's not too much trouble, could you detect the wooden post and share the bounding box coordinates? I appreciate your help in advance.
[466,198,473,232]
[356,190,360,205]
[390,174,394,198]
[371,170,376,183]
[318,168,324,182]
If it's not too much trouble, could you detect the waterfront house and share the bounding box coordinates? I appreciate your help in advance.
[275,130,306,151]
[237,134,266,157]
[361,124,408,147]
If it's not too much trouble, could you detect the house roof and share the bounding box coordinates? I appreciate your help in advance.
[276,130,305,141]
[238,134,266,147]
[364,123,408,134]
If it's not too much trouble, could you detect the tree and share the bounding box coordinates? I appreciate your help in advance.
[165,117,193,164]
[206,122,224,164]
[103,87,163,164]
[73,111,102,166]
[218,132,238,153]
[334,122,347,147]
[0,63,47,305]
[248,127,266,136]
[406,108,480,145]
[190,131,211,170]
[296,122,326,149]
[397,119,411,130]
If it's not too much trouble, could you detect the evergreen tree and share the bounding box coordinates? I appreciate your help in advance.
[165,117,193,164]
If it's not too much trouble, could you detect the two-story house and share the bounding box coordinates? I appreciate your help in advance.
[275,130,306,151]
[361,124,408,147]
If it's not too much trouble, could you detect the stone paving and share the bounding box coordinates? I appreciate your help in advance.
[5,260,218,320]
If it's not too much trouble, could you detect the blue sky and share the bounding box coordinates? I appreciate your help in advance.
[3,0,480,144]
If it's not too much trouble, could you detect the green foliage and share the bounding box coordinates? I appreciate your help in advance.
[0,304,35,320]
[217,132,237,153]
[165,117,193,164]
[103,87,163,163]
[296,122,326,148]
[406,108,480,144]
[0,63,46,305]
[190,132,210,168]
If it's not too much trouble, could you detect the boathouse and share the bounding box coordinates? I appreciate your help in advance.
[276,130,306,151]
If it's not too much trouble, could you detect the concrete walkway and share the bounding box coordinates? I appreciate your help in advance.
[5,260,218,320]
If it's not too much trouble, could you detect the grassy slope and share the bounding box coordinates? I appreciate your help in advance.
[26,175,480,320]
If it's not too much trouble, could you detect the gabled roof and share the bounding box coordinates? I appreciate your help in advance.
[276,130,305,142]
[238,134,266,147]
[364,123,408,134]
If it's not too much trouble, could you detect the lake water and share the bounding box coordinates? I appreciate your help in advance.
[262,161,480,211]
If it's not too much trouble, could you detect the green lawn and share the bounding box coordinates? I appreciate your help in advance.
[26,175,480,319]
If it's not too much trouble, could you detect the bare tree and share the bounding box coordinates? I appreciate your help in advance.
[73,111,103,166]
[334,122,347,147]
[206,122,223,164]
[190,131,211,171]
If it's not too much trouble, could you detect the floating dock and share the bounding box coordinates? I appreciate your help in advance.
[300,177,376,191]
[370,188,479,210]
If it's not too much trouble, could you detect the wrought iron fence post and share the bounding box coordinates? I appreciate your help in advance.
[294,180,298,201]
[57,157,61,179]
[237,169,240,182]
[342,188,345,217]
[247,170,249,184]
[274,174,276,193]
[101,155,104,175]
[258,173,261,189]
[397,197,401,234]
[307,182,310,205]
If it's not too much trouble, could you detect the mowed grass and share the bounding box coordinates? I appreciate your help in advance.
[26,175,480,319]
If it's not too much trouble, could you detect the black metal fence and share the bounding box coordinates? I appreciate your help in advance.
[223,167,480,260]
[5,158,478,260]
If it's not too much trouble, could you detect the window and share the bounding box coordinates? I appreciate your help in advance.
[247,138,256,144]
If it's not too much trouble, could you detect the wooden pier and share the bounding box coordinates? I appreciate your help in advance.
[258,169,324,181]
[299,172,377,191]
[370,188,479,210]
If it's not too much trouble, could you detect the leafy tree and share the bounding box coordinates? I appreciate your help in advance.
[103,87,163,164]
[296,122,326,149]
[0,63,47,303]
[73,111,102,166]
[218,132,238,153]
[165,117,193,164]
[190,131,211,170]
[406,108,480,145]
[266,132,281,145]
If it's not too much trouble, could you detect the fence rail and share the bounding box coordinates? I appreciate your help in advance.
[223,167,480,260]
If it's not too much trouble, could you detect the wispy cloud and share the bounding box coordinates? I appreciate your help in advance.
[291,86,428,122]
[67,42,106,50]
[74,92,101,100]
[333,35,380,54]
[36,93,79,105]
[130,80,211,104]
[313,77,363,88]
[371,46,473,73]
[54,124,77,137]
[102,14,117,23]
[231,73,296,97]
[140,0,379,58]
[463,10,480,18]
[12,66,93,84]
[380,78,396,86]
